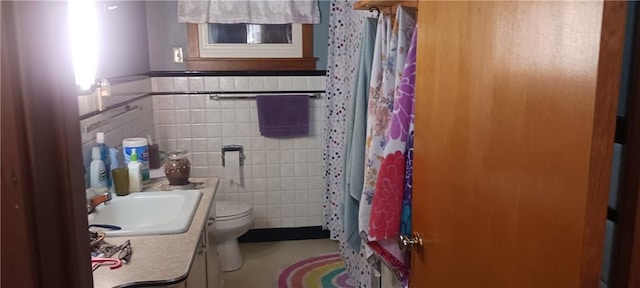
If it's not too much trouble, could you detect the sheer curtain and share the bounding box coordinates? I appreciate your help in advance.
[177,0,320,24]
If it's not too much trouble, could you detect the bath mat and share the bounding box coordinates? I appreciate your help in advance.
[278,253,355,288]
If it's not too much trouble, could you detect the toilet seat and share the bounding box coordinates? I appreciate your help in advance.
[216,201,252,221]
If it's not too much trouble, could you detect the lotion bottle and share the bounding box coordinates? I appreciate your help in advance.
[128,148,143,192]
[90,146,107,188]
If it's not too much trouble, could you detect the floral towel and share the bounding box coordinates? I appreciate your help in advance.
[401,120,415,236]
[367,10,418,282]
[359,7,416,272]
[368,9,416,241]
[358,13,391,260]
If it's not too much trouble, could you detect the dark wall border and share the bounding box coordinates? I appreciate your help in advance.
[147,70,327,77]
[238,226,330,243]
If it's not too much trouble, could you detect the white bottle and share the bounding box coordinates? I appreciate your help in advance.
[96,132,112,187]
[128,148,143,192]
[90,146,108,188]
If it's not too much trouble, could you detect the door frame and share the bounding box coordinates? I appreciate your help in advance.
[612,3,640,287]
[2,1,640,287]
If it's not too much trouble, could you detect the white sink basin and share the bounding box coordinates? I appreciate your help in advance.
[87,190,202,236]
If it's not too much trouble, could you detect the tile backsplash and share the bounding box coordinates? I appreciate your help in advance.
[152,75,325,229]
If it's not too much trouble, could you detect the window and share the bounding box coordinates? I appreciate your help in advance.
[199,23,302,58]
[186,23,316,71]
[207,23,293,44]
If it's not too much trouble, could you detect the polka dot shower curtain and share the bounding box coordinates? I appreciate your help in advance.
[323,1,375,287]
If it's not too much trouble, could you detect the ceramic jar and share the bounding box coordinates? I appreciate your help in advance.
[165,150,191,185]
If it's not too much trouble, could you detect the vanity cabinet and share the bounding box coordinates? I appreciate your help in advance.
[206,218,224,288]
[186,228,209,287]
[91,178,220,288]
[161,225,220,288]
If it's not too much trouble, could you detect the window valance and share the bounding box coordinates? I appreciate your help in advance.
[177,0,320,24]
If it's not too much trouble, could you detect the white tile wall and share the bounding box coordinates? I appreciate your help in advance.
[152,76,325,93]
[152,75,325,229]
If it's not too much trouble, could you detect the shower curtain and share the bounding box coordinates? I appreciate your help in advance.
[323,1,375,287]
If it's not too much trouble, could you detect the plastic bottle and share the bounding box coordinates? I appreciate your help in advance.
[122,138,149,180]
[90,146,108,188]
[96,132,112,188]
[128,148,143,192]
[109,148,120,170]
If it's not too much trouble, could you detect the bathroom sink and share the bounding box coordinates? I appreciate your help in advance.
[87,190,202,236]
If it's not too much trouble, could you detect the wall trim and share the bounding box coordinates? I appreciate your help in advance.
[152,90,325,96]
[147,70,327,77]
[238,226,330,243]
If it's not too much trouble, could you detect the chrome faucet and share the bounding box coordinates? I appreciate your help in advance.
[87,192,112,214]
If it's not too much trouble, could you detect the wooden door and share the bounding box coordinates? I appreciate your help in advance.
[411,1,626,287]
[1,2,92,287]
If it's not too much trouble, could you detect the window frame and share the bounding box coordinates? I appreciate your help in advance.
[186,23,316,71]
[198,23,303,58]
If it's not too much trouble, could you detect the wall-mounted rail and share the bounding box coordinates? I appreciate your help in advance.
[82,105,141,133]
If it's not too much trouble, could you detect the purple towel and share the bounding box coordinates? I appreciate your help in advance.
[256,95,309,137]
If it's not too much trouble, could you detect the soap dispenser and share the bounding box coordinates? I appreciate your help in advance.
[128,149,143,192]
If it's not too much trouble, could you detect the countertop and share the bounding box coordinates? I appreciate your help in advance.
[92,177,219,288]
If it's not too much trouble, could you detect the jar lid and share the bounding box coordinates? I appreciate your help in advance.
[167,150,188,159]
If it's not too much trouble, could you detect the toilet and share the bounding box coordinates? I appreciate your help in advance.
[211,201,253,272]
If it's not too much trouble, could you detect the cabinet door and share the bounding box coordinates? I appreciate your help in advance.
[186,230,208,288]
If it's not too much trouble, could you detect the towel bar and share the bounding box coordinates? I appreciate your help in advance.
[209,93,321,101]
[83,105,141,133]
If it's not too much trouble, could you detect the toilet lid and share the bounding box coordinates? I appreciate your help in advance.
[216,201,252,220]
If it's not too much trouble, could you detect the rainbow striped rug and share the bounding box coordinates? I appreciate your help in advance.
[278,253,355,288]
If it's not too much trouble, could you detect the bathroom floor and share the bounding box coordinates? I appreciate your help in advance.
[222,238,339,288]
